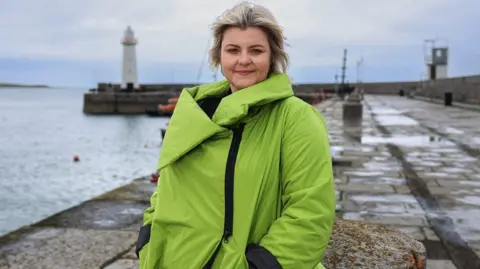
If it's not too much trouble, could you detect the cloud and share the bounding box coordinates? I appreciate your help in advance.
[0,0,478,85]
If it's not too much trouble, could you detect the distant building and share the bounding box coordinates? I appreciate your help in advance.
[121,26,139,91]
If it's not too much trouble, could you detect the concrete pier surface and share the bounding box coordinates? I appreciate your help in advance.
[333,95,480,269]
[1,95,480,268]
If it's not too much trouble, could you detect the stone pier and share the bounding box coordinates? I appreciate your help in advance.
[3,95,480,268]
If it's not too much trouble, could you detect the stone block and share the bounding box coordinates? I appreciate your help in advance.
[323,218,426,269]
[342,102,363,126]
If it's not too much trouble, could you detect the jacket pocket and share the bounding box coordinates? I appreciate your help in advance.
[245,244,282,269]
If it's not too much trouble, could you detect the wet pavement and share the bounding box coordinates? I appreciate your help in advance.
[371,95,480,157]
[325,95,480,269]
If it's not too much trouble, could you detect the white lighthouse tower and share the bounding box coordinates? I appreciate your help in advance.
[121,26,139,91]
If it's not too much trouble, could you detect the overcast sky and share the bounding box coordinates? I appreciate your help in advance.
[0,0,478,87]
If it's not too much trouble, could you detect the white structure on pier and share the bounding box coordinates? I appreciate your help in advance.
[424,39,449,80]
[121,26,139,90]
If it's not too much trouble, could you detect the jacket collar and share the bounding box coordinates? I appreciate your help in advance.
[157,73,294,169]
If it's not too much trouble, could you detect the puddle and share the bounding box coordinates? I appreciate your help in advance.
[92,219,117,227]
[349,177,406,185]
[343,171,386,177]
[415,161,443,167]
[369,202,423,214]
[120,208,144,215]
[343,212,427,226]
[438,167,474,173]
[361,135,455,147]
[448,155,478,162]
[375,115,419,126]
[445,208,480,241]
[431,148,461,153]
[419,172,465,180]
[444,127,464,134]
[362,162,402,172]
[407,152,441,157]
[451,189,480,196]
[370,107,403,115]
[330,145,374,152]
[455,196,480,206]
[343,200,425,214]
[348,194,418,203]
[470,175,480,180]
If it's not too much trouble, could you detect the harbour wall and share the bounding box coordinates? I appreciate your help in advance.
[84,74,480,114]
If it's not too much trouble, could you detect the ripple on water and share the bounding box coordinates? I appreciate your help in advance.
[0,88,168,236]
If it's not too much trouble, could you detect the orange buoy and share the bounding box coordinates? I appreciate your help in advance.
[73,155,80,162]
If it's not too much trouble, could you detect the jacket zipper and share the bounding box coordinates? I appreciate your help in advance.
[203,123,246,269]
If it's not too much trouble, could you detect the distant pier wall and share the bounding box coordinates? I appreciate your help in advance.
[84,74,480,114]
[357,74,480,105]
[83,92,177,114]
[417,75,480,104]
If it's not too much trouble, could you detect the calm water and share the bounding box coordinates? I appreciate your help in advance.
[0,87,168,236]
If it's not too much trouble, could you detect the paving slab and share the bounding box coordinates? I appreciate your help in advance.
[0,228,136,269]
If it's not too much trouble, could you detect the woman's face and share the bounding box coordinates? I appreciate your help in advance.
[220,27,271,92]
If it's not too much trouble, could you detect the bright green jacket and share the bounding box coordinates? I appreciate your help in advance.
[136,73,335,269]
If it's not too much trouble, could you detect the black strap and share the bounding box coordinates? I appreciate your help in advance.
[245,244,282,269]
[135,224,152,258]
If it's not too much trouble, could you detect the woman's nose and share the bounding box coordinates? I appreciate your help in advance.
[238,51,251,65]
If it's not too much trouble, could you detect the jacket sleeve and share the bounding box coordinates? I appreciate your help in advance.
[246,104,336,268]
[135,173,160,259]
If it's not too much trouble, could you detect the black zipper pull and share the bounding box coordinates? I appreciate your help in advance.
[223,229,232,242]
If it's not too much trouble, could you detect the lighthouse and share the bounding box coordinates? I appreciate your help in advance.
[121,26,139,91]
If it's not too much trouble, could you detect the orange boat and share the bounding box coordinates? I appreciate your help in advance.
[158,97,178,113]
[146,97,179,117]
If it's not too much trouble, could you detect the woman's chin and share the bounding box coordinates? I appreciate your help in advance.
[231,78,258,91]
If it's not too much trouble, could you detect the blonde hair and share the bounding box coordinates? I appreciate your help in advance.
[208,1,289,74]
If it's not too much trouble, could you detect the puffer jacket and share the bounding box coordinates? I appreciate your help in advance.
[136,73,336,269]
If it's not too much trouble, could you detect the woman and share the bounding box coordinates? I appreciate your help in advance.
[136,2,335,268]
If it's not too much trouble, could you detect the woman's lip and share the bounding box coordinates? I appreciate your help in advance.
[235,71,254,75]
